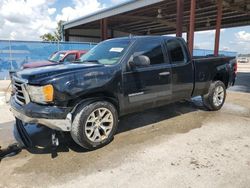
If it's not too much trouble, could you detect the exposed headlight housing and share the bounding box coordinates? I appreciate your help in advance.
[27,84,54,104]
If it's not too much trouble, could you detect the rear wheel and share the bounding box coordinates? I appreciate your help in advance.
[202,81,226,111]
[71,101,118,150]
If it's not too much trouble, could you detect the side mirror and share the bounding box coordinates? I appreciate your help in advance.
[130,55,150,68]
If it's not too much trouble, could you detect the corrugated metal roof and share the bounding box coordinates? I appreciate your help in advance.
[63,0,250,36]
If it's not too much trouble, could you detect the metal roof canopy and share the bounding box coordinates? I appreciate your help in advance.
[63,0,250,34]
[63,0,250,55]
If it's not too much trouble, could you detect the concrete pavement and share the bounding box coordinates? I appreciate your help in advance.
[0,63,250,188]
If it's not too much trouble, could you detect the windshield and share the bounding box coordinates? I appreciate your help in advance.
[80,39,131,65]
[49,52,66,62]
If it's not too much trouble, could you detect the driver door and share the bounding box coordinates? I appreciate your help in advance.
[122,38,172,113]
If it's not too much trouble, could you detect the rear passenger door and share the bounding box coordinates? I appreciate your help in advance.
[122,38,172,112]
[165,39,194,100]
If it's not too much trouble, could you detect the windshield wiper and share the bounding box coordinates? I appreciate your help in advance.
[48,59,57,63]
[82,60,100,64]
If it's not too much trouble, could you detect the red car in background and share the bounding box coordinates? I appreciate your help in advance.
[22,50,87,69]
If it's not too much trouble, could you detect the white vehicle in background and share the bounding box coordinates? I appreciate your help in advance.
[237,57,249,63]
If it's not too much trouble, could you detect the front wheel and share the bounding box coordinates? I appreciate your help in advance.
[202,81,226,111]
[71,101,118,150]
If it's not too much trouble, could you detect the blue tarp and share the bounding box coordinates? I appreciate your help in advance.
[0,40,95,79]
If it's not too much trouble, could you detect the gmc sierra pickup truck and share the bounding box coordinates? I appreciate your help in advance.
[10,36,237,150]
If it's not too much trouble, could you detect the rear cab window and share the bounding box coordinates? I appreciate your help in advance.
[63,53,76,62]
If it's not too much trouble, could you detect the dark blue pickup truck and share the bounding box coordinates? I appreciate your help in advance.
[10,36,237,150]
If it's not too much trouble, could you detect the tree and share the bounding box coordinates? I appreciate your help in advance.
[40,20,64,42]
[54,20,63,41]
[40,33,57,41]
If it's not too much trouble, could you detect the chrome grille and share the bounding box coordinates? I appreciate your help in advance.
[13,77,28,105]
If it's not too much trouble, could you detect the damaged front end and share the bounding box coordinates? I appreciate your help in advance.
[10,76,73,132]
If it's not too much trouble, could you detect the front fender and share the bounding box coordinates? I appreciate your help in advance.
[70,96,119,118]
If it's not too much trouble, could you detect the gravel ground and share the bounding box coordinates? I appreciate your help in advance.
[0,63,250,188]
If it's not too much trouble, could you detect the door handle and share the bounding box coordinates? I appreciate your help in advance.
[159,72,170,76]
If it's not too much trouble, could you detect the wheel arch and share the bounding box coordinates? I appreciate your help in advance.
[70,93,120,118]
[212,71,229,88]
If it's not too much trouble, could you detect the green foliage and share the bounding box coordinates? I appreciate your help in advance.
[40,33,58,41]
[40,21,64,42]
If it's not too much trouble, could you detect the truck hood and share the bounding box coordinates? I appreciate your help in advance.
[16,63,105,84]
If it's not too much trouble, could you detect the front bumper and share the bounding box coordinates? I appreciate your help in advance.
[14,119,33,148]
[10,97,72,131]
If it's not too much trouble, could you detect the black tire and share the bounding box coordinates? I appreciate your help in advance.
[70,101,118,150]
[202,80,226,111]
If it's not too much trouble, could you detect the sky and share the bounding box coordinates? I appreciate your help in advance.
[0,0,250,54]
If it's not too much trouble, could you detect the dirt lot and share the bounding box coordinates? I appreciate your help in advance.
[0,63,250,188]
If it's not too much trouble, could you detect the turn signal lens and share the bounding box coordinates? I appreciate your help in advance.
[43,84,54,102]
[27,84,54,104]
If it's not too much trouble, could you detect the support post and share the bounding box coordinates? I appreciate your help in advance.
[214,0,222,56]
[188,0,196,57]
[100,18,108,41]
[186,26,189,46]
[111,28,114,38]
[100,19,103,40]
[176,0,184,37]
[64,29,69,41]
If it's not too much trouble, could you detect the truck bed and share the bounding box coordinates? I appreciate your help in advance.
[192,56,236,97]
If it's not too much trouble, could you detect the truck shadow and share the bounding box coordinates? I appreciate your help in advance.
[20,96,205,157]
[117,97,204,134]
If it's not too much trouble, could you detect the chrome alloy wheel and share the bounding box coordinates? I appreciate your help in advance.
[213,85,225,107]
[85,108,114,142]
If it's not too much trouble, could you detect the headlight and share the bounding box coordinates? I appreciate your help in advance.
[27,84,54,104]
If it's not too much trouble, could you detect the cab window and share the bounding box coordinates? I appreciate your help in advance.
[132,39,165,66]
[166,39,187,64]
